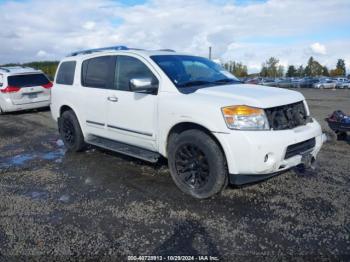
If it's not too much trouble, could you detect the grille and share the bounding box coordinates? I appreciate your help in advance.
[265,101,308,130]
[285,138,316,159]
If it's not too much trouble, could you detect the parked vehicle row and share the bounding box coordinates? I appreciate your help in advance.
[243,76,350,89]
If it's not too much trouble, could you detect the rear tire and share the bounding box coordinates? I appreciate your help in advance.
[59,110,86,152]
[168,129,228,199]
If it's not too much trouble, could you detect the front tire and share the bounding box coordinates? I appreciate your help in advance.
[59,110,86,152]
[168,129,228,199]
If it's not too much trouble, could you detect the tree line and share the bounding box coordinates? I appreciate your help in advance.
[0,61,59,80]
[223,57,347,78]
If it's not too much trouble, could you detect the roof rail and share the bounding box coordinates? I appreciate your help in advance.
[0,67,10,72]
[158,49,176,52]
[69,45,129,56]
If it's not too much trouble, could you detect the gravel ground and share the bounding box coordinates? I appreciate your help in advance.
[0,89,349,261]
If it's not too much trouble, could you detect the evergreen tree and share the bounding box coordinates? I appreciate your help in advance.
[322,66,329,77]
[296,65,304,77]
[304,56,323,76]
[336,59,346,76]
[286,65,297,77]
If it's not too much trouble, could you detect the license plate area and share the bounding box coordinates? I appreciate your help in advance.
[27,93,38,99]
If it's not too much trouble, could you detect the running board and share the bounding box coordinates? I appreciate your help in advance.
[86,136,160,163]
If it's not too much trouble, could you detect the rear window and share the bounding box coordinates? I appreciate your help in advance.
[8,73,50,87]
[56,61,76,85]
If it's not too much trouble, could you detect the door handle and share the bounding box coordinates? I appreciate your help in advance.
[107,96,118,102]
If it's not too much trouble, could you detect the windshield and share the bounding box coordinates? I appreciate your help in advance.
[151,55,240,88]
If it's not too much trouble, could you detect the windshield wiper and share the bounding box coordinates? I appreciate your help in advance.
[214,78,241,84]
[178,80,213,87]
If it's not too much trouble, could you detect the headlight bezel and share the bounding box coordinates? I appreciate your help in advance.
[221,105,270,131]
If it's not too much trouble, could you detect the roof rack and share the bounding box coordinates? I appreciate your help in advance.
[0,67,10,72]
[68,46,176,57]
[158,49,175,52]
[69,45,129,56]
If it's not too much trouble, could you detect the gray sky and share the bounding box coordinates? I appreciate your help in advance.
[0,0,349,73]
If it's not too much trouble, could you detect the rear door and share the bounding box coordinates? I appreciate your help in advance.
[81,55,116,138]
[7,73,51,105]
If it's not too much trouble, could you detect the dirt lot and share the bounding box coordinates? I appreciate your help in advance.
[0,89,349,261]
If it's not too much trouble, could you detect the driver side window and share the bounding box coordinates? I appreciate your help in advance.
[114,56,158,92]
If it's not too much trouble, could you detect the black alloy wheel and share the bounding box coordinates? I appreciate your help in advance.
[175,144,210,189]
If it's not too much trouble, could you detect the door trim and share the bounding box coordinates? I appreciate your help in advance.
[86,120,105,126]
[107,124,153,137]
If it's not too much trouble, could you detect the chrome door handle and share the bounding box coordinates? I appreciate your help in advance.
[107,96,118,102]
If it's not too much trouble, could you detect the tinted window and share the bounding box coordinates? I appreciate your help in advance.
[56,61,76,85]
[114,56,158,91]
[82,56,114,89]
[8,73,50,87]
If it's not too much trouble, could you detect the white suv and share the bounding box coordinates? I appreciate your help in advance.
[0,66,52,114]
[51,46,325,199]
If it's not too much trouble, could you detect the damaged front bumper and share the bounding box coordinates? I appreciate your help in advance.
[213,118,326,184]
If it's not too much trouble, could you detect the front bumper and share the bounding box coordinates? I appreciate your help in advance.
[213,118,326,176]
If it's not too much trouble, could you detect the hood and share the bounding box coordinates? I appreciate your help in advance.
[191,84,305,108]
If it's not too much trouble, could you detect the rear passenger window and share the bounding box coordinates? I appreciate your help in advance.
[56,61,76,85]
[82,56,114,89]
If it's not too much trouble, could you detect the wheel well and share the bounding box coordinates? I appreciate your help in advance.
[60,105,73,116]
[166,122,226,161]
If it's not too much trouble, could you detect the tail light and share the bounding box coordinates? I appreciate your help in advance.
[42,82,53,89]
[1,86,21,93]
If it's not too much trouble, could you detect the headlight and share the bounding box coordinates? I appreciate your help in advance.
[221,105,270,130]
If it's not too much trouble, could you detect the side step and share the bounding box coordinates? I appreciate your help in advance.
[86,135,160,163]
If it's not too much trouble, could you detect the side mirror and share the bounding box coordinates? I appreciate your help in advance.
[129,78,158,93]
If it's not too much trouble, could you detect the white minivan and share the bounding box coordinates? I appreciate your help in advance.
[51,46,326,199]
[0,66,52,114]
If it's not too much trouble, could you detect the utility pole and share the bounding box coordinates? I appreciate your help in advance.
[209,46,212,60]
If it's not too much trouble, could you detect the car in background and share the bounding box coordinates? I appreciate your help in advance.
[334,77,350,89]
[275,78,294,88]
[259,78,277,86]
[245,77,261,85]
[298,77,320,88]
[313,79,336,89]
[0,66,52,114]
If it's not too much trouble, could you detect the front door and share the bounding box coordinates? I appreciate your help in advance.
[106,55,159,151]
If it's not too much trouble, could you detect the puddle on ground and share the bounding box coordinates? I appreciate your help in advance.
[25,190,49,200]
[58,194,71,203]
[0,139,66,169]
